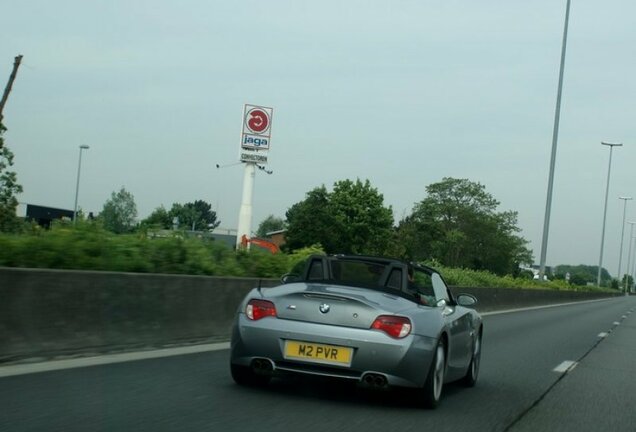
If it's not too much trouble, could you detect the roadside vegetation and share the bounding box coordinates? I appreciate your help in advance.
[0,221,318,278]
[0,221,613,292]
[0,121,621,292]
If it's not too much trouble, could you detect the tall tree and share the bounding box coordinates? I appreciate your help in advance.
[141,200,220,231]
[285,186,336,252]
[399,178,532,275]
[169,200,219,231]
[329,179,394,255]
[0,122,23,232]
[285,179,394,255]
[188,200,220,231]
[256,214,285,238]
[141,205,172,229]
[100,187,138,233]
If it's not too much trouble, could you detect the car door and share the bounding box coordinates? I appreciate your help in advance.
[431,272,473,375]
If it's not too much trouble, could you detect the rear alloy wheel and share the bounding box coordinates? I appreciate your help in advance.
[461,331,482,387]
[419,339,446,409]
[230,363,271,387]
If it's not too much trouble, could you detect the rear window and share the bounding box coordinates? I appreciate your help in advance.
[330,260,385,286]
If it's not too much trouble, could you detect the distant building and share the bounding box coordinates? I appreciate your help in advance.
[266,229,287,249]
[211,233,237,249]
[19,203,74,228]
[207,227,236,249]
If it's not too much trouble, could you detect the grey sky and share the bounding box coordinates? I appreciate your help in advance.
[2,1,635,274]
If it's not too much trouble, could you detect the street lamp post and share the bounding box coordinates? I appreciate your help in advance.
[597,142,622,287]
[632,235,636,294]
[73,144,90,223]
[625,221,636,293]
[617,197,633,284]
[538,0,572,280]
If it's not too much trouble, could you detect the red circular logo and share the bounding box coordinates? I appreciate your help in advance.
[246,108,270,134]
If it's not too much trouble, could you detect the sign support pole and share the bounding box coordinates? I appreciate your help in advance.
[235,104,272,250]
[236,162,256,249]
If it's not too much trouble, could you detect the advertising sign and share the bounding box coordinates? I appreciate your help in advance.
[240,149,268,164]
[241,104,273,152]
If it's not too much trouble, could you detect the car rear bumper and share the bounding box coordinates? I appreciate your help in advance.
[230,314,437,388]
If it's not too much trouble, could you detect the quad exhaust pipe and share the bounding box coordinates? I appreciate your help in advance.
[250,358,274,375]
[361,373,388,388]
[249,359,387,388]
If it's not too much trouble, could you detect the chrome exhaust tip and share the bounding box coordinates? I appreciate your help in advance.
[250,358,274,375]
[361,373,388,388]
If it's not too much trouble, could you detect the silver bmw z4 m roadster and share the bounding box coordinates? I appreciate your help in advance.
[230,254,482,408]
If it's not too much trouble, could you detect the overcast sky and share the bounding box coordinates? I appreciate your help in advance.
[2,1,635,274]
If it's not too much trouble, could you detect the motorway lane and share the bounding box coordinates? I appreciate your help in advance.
[472,297,636,431]
[510,302,636,432]
[1,297,635,432]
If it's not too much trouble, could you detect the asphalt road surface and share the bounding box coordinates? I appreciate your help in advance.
[2,297,635,432]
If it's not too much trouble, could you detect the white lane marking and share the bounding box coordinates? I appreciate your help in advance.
[598,332,609,338]
[481,298,613,316]
[0,342,230,378]
[553,361,578,373]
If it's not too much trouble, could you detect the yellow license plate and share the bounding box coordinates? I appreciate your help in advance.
[284,340,353,366]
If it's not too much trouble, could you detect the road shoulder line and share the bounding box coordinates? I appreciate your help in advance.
[0,342,230,378]
[481,298,611,316]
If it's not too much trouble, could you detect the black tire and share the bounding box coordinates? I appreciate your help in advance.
[230,363,271,387]
[461,330,482,387]
[419,338,446,409]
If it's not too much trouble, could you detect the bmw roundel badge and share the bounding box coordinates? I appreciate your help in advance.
[319,303,330,314]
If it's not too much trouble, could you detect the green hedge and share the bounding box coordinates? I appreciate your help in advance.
[432,262,612,292]
[0,222,613,292]
[0,222,322,278]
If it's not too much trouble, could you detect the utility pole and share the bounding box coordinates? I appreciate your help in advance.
[0,55,23,128]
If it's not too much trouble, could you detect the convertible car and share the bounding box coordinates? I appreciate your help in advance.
[229,254,483,408]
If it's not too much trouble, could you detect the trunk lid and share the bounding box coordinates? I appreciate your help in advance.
[267,282,413,329]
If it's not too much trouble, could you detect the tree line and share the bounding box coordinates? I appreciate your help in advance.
[74,177,535,277]
[0,119,617,283]
[277,177,532,276]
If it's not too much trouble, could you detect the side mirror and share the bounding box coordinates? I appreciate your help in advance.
[456,294,478,308]
[281,273,300,284]
[436,299,454,316]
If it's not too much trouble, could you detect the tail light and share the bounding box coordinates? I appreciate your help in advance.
[371,315,412,338]
[246,299,277,320]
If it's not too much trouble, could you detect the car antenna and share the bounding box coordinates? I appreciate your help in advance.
[257,279,262,295]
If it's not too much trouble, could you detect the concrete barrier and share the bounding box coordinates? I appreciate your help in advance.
[453,286,622,312]
[0,267,277,363]
[0,267,622,363]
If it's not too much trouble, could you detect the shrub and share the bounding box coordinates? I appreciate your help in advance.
[0,226,611,292]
